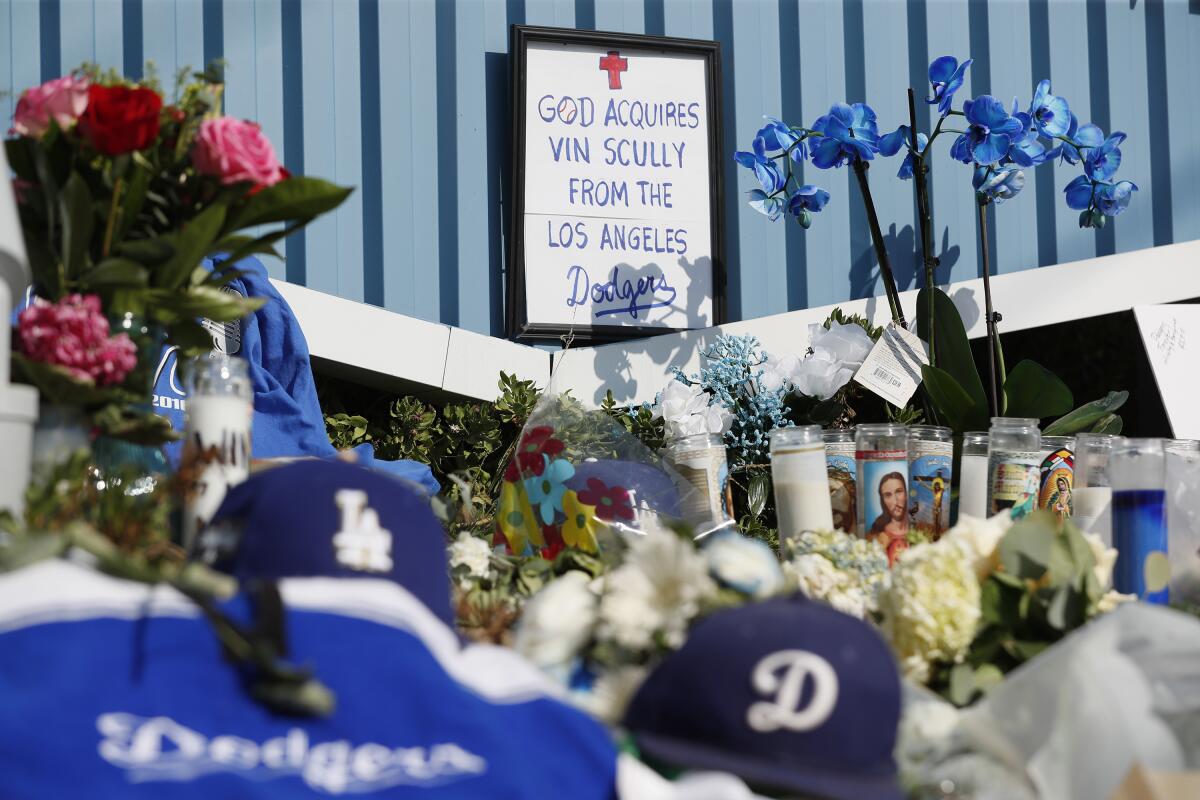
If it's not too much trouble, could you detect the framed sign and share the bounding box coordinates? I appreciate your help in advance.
[507,25,725,342]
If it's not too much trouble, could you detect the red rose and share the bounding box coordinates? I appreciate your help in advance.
[79,84,162,156]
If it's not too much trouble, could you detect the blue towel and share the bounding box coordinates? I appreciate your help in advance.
[150,256,438,495]
[0,560,619,799]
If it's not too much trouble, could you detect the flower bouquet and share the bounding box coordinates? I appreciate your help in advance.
[6,64,350,444]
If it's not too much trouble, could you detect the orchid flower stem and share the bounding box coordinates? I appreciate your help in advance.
[977,197,1002,417]
[908,88,936,368]
[852,160,906,329]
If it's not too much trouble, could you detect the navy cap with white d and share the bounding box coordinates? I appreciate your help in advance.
[202,459,454,625]
[622,593,903,800]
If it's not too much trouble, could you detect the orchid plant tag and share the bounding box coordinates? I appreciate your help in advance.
[853,324,929,408]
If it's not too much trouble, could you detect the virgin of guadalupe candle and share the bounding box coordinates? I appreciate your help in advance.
[1111,438,1169,604]
[908,425,952,540]
[1038,435,1076,521]
[182,354,253,549]
[856,423,909,564]
[665,433,731,533]
[771,426,833,543]
[824,429,857,535]
[987,417,1041,519]
[1074,433,1116,545]
[958,432,989,521]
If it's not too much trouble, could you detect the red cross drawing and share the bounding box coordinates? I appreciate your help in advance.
[599,50,628,90]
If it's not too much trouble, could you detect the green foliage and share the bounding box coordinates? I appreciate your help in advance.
[600,391,666,451]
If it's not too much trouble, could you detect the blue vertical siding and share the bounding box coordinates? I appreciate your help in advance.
[1,0,1198,337]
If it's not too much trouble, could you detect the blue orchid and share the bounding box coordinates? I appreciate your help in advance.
[1097,180,1138,216]
[1063,174,1095,211]
[1065,174,1138,225]
[1059,115,1105,165]
[1084,132,1126,182]
[950,95,1025,165]
[809,102,879,169]
[747,189,786,221]
[524,456,575,525]
[1028,79,1071,138]
[974,165,1026,204]
[734,136,786,194]
[757,117,806,163]
[878,125,928,179]
[927,56,973,116]
[787,185,831,228]
[1008,112,1051,167]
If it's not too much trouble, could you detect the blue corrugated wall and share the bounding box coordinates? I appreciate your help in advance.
[4,0,1198,338]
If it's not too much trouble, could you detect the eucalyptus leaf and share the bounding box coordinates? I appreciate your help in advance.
[948,662,977,706]
[1003,360,1074,420]
[973,663,1005,693]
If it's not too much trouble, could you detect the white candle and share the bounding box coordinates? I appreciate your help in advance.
[771,426,833,543]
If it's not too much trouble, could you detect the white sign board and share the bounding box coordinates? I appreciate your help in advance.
[1134,304,1200,438]
[508,27,723,341]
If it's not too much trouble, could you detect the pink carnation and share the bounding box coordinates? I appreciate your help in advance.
[17,294,138,386]
[192,117,285,188]
[12,75,90,138]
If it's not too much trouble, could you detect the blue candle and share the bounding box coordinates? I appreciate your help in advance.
[1112,489,1168,603]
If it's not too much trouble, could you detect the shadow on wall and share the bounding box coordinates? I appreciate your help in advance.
[582,255,714,406]
[848,225,962,320]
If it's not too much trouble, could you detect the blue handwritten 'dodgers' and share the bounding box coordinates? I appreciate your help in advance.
[566,265,678,320]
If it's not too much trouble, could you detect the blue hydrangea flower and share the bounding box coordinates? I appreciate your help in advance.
[747,189,787,221]
[1059,116,1105,165]
[950,95,1024,165]
[524,456,575,525]
[787,185,831,228]
[877,125,928,179]
[1084,132,1126,182]
[734,136,786,194]
[1028,79,1071,138]
[927,56,973,116]
[809,102,879,169]
[974,165,1026,204]
[757,117,806,163]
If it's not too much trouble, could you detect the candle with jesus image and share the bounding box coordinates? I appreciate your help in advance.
[856,423,909,565]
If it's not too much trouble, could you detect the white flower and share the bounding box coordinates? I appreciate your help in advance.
[809,321,874,367]
[596,532,717,651]
[758,353,801,394]
[897,698,961,775]
[792,349,856,400]
[448,531,493,586]
[784,553,842,598]
[654,380,732,438]
[513,570,598,668]
[1082,531,1118,589]
[1096,589,1136,614]
[572,665,649,725]
[704,532,785,598]
[941,513,1012,580]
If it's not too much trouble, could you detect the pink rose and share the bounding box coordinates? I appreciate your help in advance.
[17,294,137,386]
[192,117,285,188]
[12,75,90,138]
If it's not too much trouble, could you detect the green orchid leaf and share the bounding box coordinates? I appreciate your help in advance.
[1043,391,1129,436]
[920,364,978,433]
[59,171,94,278]
[917,287,987,414]
[225,177,352,232]
[1092,413,1124,435]
[1003,360,1074,420]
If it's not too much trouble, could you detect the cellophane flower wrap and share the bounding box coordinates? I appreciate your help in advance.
[5,64,350,442]
[494,389,728,559]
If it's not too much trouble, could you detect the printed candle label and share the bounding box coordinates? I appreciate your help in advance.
[826,445,857,536]
[909,443,952,540]
[1113,489,1169,604]
[671,444,729,525]
[858,450,910,564]
[1039,448,1075,520]
[183,395,252,546]
[773,444,834,539]
[989,451,1041,519]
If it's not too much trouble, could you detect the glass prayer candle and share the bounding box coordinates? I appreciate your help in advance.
[987,417,1041,520]
[1075,433,1117,546]
[856,423,909,563]
[1111,438,1169,604]
[908,425,952,540]
[958,432,989,522]
[665,433,731,532]
[824,428,857,536]
[1038,435,1076,521]
[771,426,833,544]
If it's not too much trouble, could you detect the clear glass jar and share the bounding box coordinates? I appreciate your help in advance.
[1038,435,1076,520]
[1111,438,1168,603]
[181,354,253,548]
[1075,433,1117,544]
[823,428,857,536]
[665,433,730,533]
[908,425,952,539]
[987,417,1041,519]
[771,426,832,543]
[1165,439,1200,454]
[958,431,989,521]
[855,423,908,559]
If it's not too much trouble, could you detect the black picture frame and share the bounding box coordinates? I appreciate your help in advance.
[506,24,725,343]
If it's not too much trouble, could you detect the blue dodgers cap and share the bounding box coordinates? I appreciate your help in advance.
[622,593,903,800]
[203,459,454,625]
